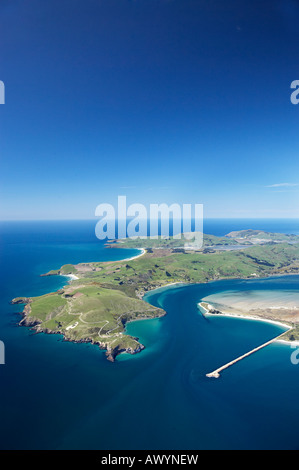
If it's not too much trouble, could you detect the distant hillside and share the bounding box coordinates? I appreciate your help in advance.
[226,229,299,243]
[107,233,239,250]
[13,231,299,361]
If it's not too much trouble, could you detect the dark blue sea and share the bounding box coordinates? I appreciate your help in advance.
[1,219,299,449]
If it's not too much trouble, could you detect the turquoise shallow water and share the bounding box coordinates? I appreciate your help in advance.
[1,220,299,449]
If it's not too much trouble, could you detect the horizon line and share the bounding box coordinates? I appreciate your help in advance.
[0,217,298,222]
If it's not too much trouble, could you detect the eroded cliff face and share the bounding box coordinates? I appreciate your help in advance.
[11,292,158,362]
[11,297,31,305]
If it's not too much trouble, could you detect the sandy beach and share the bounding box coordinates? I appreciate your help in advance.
[63,274,80,281]
[278,339,299,346]
[121,248,147,262]
[201,289,299,326]
[199,304,292,331]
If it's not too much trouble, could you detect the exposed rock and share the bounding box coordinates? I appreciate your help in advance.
[11,297,31,305]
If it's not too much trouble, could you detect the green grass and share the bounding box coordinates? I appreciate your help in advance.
[282,326,299,342]
[24,283,164,360]
[60,264,78,275]
[226,229,299,242]
[17,235,299,358]
[84,243,299,290]
[108,232,239,250]
[30,293,67,322]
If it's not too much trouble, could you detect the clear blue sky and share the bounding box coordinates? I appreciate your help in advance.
[1,0,299,219]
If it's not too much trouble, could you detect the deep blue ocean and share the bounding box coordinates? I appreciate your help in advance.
[1,219,299,449]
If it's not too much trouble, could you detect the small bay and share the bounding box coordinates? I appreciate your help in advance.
[1,220,299,449]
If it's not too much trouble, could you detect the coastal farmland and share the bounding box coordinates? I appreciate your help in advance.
[12,231,299,361]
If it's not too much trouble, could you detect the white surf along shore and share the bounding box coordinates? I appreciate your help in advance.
[198,299,298,378]
[197,301,295,345]
[121,248,147,262]
[62,274,80,282]
[61,247,299,347]
[60,249,146,285]
[198,287,299,344]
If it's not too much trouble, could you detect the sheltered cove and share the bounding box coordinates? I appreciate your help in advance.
[12,230,299,364]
